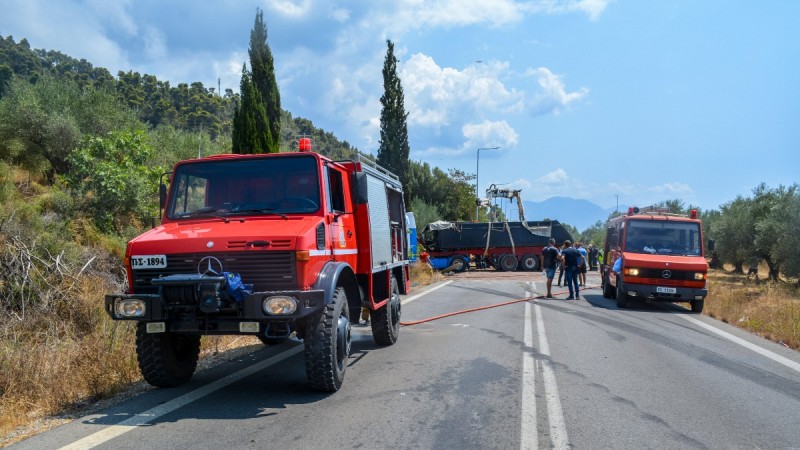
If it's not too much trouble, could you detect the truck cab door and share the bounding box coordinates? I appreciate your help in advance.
[324,165,356,264]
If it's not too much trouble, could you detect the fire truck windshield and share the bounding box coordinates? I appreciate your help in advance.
[167,156,321,219]
[624,220,702,256]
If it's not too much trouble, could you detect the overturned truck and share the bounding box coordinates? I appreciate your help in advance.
[419,220,575,272]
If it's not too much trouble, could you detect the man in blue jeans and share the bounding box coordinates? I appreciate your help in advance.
[560,240,582,300]
[541,238,561,298]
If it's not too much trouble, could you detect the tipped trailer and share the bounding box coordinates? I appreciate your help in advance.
[419,220,575,272]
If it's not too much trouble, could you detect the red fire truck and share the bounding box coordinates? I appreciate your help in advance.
[600,206,710,313]
[105,138,410,391]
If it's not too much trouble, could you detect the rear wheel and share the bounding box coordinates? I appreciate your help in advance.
[520,254,539,271]
[615,279,628,308]
[690,299,704,313]
[372,276,401,346]
[305,286,351,391]
[498,254,519,272]
[136,325,200,388]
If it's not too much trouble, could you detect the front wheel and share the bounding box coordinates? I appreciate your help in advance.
[602,272,616,299]
[136,324,200,388]
[615,279,628,308]
[305,286,351,391]
[371,276,401,346]
[690,299,704,313]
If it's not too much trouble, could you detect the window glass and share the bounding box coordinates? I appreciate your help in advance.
[168,155,320,218]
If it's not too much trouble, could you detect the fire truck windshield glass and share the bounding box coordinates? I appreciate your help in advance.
[624,220,701,256]
[167,156,321,219]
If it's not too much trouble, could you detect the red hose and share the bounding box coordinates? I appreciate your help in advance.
[400,284,600,326]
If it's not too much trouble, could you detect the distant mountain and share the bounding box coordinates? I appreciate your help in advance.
[507,197,626,232]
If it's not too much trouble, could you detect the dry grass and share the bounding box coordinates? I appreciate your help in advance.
[0,275,261,443]
[409,260,444,289]
[705,267,800,351]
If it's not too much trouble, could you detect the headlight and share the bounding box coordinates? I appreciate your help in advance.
[625,267,640,276]
[693,272,706,280]
[263,296,298,315]
[115,298,146,318]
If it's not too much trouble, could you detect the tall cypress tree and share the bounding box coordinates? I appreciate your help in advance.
[249,8,281,153]
[377,40,411,202]
[232,65,269,154]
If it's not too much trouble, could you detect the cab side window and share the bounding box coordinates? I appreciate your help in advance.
[327,167,346,213]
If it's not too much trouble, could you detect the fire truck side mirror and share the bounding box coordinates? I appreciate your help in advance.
[354,172,369,205]
[707,239,715,252]
[159,183,167,210]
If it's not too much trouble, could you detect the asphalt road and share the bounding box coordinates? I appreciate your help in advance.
[10,270,800,449]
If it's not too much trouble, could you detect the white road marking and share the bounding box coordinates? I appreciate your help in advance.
[535,301,570,449]
[401,280,453,305]
[59,345,304,450]
[680,315,800,374]
[520,297,538,450]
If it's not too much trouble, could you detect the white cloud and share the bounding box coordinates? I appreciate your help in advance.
[536,168,569,184]
[330,8,351,23]
[527,67,589,115]
[266,0,313,18]
[365,0,610,35]
[402,54,523,129]
[462,120,519,150]
[143,26,167,60]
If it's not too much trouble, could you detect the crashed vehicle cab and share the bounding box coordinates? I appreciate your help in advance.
[105,139,410,391]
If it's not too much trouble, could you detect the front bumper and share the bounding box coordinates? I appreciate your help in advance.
[104,289,325,326]
[618,282,707,302]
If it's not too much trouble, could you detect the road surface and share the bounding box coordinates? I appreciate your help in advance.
[10,270,800,449]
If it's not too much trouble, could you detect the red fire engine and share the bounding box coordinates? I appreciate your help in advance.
[600,206,710,313]
[105,138,410,391]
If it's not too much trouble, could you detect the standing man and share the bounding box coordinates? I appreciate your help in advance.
[576,242,588,286]
[589,244,599,271]
[560,240,582,300]
[541,238,561,299]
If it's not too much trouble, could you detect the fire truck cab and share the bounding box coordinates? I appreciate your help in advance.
[600,206,709,313]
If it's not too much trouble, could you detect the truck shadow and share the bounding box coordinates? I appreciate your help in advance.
[76,337,386,430]
[583,293,695,314]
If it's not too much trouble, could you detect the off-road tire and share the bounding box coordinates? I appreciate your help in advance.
[305,286,351,391]
[371,276,401,346]
[691,299,704,313]
[136,324,200,388]
[498,254,519,272]
[615,279,628,308]
[520,254,539,271]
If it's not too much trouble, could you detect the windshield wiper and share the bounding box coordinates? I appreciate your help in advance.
[228,208,288,219]
[177,207,230,222]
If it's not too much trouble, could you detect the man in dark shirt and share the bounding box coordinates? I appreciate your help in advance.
[560,240,582,300]
[541,238,560,298]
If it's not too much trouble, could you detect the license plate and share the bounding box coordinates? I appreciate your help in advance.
[656,286,677,294]
[131,255,167,269]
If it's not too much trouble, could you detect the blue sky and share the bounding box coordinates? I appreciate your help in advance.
[2,0,798,211]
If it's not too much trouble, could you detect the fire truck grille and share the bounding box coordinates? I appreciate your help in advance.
[132,251,296,295]
[639,268,693,281]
